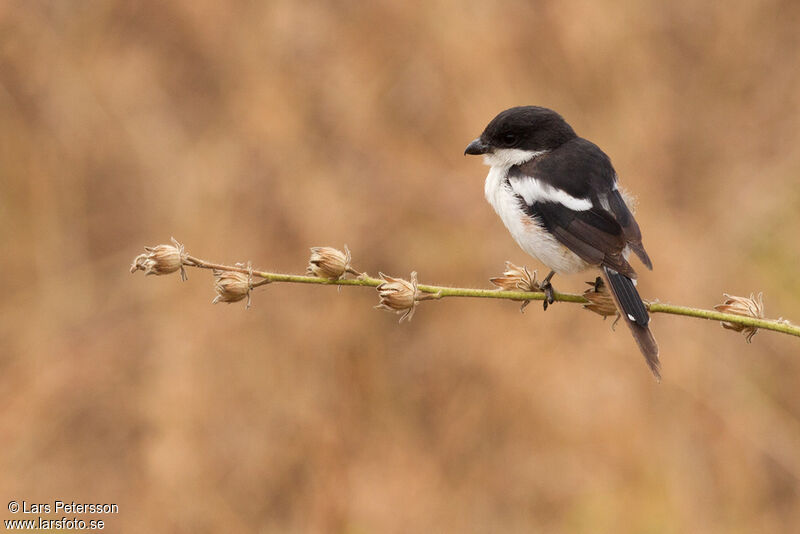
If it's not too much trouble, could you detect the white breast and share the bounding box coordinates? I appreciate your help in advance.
[484,166,589,274]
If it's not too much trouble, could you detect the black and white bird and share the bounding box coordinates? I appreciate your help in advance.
[465,106,660,378]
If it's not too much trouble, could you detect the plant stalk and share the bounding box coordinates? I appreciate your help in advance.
[183,255,800,339]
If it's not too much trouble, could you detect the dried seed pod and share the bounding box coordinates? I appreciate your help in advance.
[489,262,540,292]
[307,245,355,280]
[130,237,188,280]
[212,270,251,307]
[714,292,765,342]
[376,271,425,322]
[582,277,619,319]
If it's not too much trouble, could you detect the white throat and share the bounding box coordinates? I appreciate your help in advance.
[482,148,549,169]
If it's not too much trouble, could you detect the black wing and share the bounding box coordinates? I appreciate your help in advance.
[522,198,638,278]
[513,137,617,199]
[606,187,652,269]
[511,136,652,273]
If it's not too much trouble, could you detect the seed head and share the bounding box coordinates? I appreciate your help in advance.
[582,277,619,319]
[490,262,540,312]
[212,266,253,307]
[130,237,188,280]
[376,271,427,322]
[489,262,540,292]
[714,292,765,342]
[307,245,356,281]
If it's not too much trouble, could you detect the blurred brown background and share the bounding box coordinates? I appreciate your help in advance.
[2,1,800,532]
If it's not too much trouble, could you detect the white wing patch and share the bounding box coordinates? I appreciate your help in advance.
[508,175,592,211]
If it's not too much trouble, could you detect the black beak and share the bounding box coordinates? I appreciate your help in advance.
[464,138,490,156]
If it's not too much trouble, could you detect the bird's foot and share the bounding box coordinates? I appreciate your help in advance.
[541,280,556,311]
[541,270,557,311]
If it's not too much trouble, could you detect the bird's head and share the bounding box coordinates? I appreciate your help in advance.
[465,106,577,167]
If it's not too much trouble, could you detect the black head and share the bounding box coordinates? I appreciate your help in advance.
[465,106,577,156]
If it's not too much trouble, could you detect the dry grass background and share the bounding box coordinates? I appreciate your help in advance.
[2,1,800,532]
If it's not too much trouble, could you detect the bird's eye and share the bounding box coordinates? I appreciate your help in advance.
[502,133,517,145]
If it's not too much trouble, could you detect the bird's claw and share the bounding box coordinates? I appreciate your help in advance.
[541,280,556,311]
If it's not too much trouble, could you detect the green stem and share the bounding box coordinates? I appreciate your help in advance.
[647,301,800,338]
[182,255,800,339]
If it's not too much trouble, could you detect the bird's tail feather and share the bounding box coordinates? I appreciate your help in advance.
[601,266,660,380]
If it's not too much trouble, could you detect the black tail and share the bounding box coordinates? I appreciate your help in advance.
[601,266,661,380]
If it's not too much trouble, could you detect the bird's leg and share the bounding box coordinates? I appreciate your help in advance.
[540,270,557,310]
[592,276,603,291]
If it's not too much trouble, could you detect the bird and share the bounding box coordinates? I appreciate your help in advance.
[465,106,660,379]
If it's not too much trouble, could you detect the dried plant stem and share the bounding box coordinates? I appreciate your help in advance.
[182,255,800,339]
